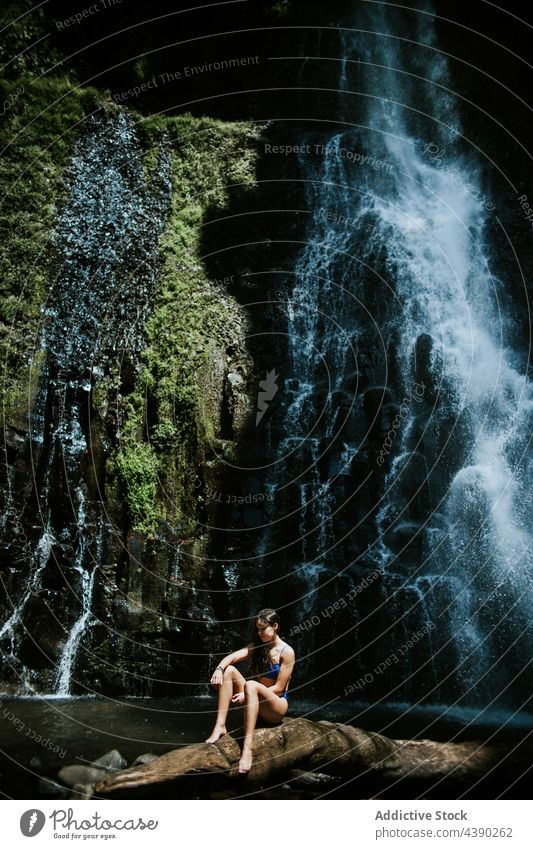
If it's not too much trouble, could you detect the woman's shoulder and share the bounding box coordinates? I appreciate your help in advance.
[280,641,295,658]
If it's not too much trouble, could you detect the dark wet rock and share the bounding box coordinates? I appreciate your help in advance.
[91,749,127,771]
[243,508,263,528]
[363,385,394,434]
[383,520,424,559]
[58,764,107,787]
[69,782,95,800]
[340,370,368,394]
[412,333,441,404]
[288,768,341,787]
[132,753,158,766]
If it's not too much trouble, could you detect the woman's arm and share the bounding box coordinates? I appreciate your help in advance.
[214,642,254,672]
[270,646,295,696]
[209,642,255,686]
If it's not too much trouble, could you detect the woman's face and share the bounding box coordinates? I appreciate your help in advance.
[256,619,277,642]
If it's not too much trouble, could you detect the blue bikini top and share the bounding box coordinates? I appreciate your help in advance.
[262,644,286,679]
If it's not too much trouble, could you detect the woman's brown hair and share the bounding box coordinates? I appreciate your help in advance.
[248,608,281,679]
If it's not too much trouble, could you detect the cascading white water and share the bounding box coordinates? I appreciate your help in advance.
[0,526,55,674]
[258,1,532,707]
[54,486,98,696]
[342,4,533,700]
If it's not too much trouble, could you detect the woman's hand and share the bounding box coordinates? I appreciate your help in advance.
[210,668,224,687]
[231,692,245,705]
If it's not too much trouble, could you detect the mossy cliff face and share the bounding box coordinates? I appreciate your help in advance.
[110,114,260,539]
[0,77,94,431]
[91,114,261,694]
[0,49,261,694]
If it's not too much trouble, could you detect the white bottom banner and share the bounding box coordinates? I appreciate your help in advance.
[3,799,531,848]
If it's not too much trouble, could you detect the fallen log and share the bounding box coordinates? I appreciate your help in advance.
[94,716,523,794]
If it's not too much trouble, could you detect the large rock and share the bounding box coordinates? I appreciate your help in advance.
[58,765,107,787]
[91,749,128,771]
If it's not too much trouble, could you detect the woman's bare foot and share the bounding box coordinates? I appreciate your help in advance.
[237,747,253,774]
[205,725,227,743]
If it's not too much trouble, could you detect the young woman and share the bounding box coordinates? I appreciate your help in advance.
[205,608,295,775]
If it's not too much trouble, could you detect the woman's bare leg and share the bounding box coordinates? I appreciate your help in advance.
[205,665,245,743]
[238,680,261,773]
[238,681,288,773]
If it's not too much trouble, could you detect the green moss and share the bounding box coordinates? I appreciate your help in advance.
[270,1,292,16]
[0,1,64,79]
[140,113,260,418]
[142,113,260,255]
[112,114,262,536]
[0,75,102,426]
[116,443,159,536]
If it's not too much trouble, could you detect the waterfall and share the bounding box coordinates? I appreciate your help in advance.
[255,1,532,710]
[0,525,55,691]
[54,487,99,696]
[0,110,172,695]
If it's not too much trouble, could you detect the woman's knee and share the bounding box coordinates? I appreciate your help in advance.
[244,680,258,697]
[223,665,238,677]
